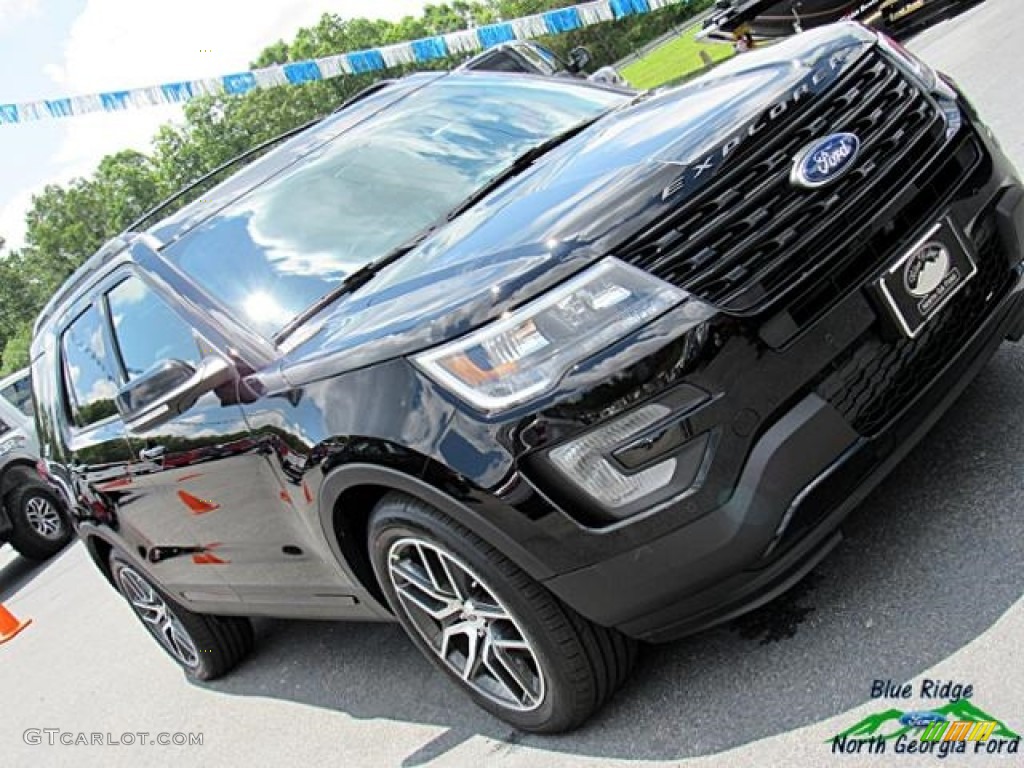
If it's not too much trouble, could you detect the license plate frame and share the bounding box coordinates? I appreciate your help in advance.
[874,217,978,339]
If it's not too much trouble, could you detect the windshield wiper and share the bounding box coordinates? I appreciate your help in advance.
[444,115,604,223]
[339,228,436,294]
[274,115,607,345]
[274,225,437,344]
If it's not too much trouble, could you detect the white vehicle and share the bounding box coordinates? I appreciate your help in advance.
[458,41,626,87]
[0,369,70,560]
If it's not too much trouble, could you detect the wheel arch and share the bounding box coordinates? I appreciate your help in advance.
[0,455,45,532]
[319,463,556,612]
[79,528,117,587]
[0,453,40,498]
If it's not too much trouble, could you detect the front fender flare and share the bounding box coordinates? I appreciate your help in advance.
[317,464,555,585]
[0,450,40,494]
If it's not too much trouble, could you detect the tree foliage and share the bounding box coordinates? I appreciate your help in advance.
[0,0,710,374]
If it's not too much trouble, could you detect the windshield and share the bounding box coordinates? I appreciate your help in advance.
[162,75,627,337]
[0,371,33,418]
[517,43,564,76]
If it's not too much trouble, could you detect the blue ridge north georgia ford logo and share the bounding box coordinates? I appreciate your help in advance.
[790,132,862,189]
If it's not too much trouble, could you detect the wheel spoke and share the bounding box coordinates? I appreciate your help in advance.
[25,497,63,539]
[134,601,165,627]
[485,641,540,706]
[386,536,546,713]
[390,557,456,604]
[439,620,475,666]
[437,552,468,602]
[415,543,445,594]
[118,565,200,668]
[163,619,199,667]
[491,637,530,651]
[470,601,510,622]
[129,590,166,627]
[395,584,460,622]
[390,556,461,621]
[457,626,482,680]
[121,571,165,625]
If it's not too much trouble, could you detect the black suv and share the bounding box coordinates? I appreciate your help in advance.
[704,0,977,39]
[31,23,1024,733]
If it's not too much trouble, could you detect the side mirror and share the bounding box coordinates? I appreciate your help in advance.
[567,46,592,74]
[116,356,234,433]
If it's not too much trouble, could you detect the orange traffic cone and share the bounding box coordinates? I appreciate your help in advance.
[0,602,31,645]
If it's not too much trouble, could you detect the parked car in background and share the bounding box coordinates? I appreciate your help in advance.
[0,368,35,419]
[458,39,625,86]
[0,369,71,560]
[701,0,979,41]
[30,23,1024,732]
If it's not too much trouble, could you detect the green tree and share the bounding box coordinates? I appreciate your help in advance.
[0,323,32,375]
[22,149,163,286]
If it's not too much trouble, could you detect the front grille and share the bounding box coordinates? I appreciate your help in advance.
[620,48,946,315]
[815,219,1012,436]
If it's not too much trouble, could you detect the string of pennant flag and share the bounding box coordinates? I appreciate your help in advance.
[0,0,689,125]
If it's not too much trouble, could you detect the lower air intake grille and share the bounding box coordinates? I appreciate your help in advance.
[815,220,1012,436]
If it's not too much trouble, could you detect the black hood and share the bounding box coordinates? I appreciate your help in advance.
[276,22,876,387]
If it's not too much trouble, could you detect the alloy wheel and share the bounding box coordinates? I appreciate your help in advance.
[386,537,545,712]
[117,566,200,669]
[25,496,64,540]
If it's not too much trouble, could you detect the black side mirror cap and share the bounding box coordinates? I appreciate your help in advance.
[116,356,234,433]
[567,46,593,74]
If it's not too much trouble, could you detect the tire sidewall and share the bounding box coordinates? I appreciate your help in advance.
[369,510,582,731]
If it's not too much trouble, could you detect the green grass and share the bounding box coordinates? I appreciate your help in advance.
[621,27,734,90]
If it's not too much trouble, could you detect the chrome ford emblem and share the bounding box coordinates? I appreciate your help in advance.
[790,132,861,189]
[904,242,951,298]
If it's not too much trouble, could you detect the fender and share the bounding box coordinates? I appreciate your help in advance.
[76,523,128,587]
[0,450,59,538]
[76,524,249,618]
[317,463,556,588]
[0,450,37,535]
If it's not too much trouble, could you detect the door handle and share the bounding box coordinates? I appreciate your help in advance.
[139,445,166,462]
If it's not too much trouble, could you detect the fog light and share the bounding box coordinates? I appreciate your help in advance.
[549,404,675,509]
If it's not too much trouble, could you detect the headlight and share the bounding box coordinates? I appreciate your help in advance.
[412,258,686,412]
[0,435,26,456]
[875,32,961,139]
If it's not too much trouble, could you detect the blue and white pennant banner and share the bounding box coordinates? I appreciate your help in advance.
[0,0,688,124]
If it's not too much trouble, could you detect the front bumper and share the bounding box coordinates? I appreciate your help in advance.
[542,160,1024,643]
[552,264,1023,642]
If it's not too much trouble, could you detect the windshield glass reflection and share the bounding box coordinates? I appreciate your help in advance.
[162,76,627,337]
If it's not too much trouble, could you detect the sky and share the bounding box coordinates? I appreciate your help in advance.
[0,0,431,251]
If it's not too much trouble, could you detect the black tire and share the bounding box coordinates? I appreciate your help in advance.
[5,467,71,561]
[367,492,638,733]
[109,552,253,681]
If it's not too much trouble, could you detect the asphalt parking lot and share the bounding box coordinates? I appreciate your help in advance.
[2,2,1023,766]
